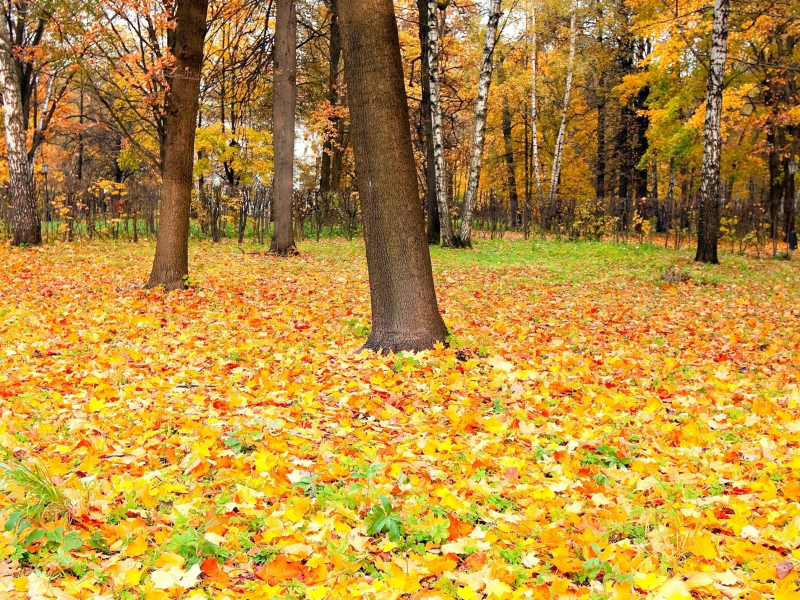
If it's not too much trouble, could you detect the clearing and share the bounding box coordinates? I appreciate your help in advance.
[0,239,799,600]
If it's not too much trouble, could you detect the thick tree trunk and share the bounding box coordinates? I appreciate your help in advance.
[695,0,729,264]
[319,0,340,196]
[338,0,448,353]
[418,0,440,244]
[145,0,209,289]
[426,0,455,247]
[270,0,297,255]
[547,11,577,213]
[458,0,502,246]
[0,12,40,246]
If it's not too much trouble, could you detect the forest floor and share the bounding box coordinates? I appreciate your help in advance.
[0,238,799,600]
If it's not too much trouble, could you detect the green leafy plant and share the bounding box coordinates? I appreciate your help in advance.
[0,446,71,526]
[581,445,631,469]
[366,495,403,542]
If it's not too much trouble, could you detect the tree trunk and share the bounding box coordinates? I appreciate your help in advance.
[695,0,729,264]
[0,12,40,246]
[500,62,519,227]
[785,149,796,241]
[329,119,346,192]
[270,0,297,255]
[633,76,650,201]
[418,0,440,244]
[595,78,606,201]
[547,10,577,213]
[530,3,544,228]
[145,0,209,289]
[768,128,781,256]
[338,0,448,353]
[319,0,340,196]
[458,0,502,247]
[651,159,660,232]
[664,157,675,248]
[426,0,455,247]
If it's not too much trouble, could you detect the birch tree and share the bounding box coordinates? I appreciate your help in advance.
[458,0,502,247]
[0,1,79,246]
[0,11,39,245]
[426,0,455,247]
[695,0,730,264]
[529,1,543,227]
[546,8,577,220]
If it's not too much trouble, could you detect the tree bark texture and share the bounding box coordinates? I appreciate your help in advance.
[530,4,544,227]
[319,0,340,196]
[0,11,40,246]
[426,0,454,247]
[458,0,502,246]
[270,0,297,255]
[418,0,440,245]
[145,0,209,289]
[338,0,449,353]
[695,0,729,264]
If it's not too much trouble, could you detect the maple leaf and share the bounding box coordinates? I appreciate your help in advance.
[254,556,308,585]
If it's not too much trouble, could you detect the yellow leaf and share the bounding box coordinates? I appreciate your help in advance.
[125,535,148,557]
[654,577,692,600]
[457,586,479,600]
[688,533,716,560]
[306,585,330,600]
[88,397,105,412]
[635,572,667,591]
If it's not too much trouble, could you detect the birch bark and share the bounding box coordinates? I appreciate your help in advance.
[546,9,577,219]
[457,0,502,247]
[530,2,544,227]
[0,11,40,245]
[426,0,455,247]
[695,0,730,264]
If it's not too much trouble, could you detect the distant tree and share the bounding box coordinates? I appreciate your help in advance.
[546,8,577,221]
[145,0,210,289]
[458,0,502,247]
[417,0,440,245]
[338,0,448,352]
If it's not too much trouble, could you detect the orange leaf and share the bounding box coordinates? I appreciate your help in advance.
[254,556,308,585]
[448,515,472,541]
[426,555,458,575]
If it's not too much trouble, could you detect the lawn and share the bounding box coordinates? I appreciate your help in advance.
[0,238,799,600]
